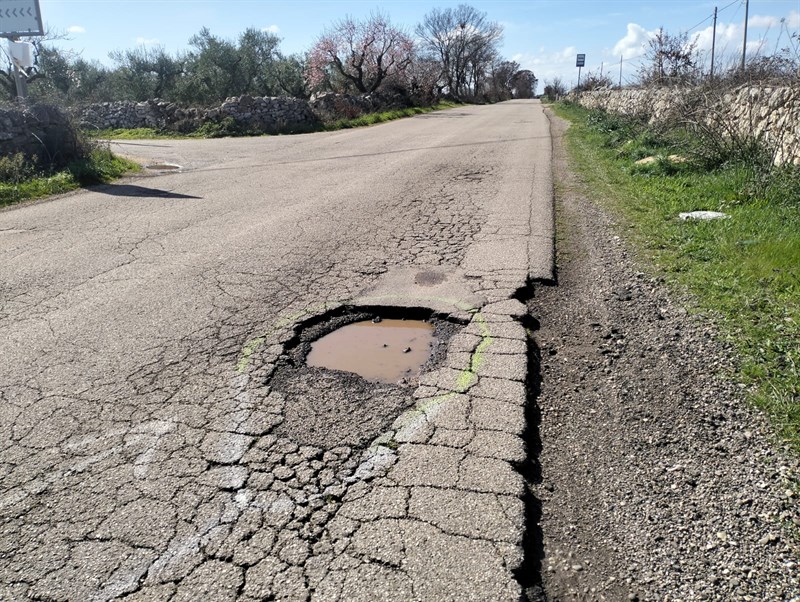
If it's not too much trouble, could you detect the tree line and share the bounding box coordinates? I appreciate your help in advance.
[1,5,536,106]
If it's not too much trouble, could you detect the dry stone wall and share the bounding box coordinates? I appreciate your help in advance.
[1,92,413,163]
[574,85,800,164]
[72,92,412,135]
[0,104,83,165]
[75,96,321,134]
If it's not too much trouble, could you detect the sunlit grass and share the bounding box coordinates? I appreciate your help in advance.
[0,149,140,207]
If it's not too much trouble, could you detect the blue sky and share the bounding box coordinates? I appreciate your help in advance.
[38,0,800,88]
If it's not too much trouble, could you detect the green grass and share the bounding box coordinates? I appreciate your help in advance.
[552,101,800,450]
[0,149,140,207]
[88,102,464,139]
[89,127,191,140]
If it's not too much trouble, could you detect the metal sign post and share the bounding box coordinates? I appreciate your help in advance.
[576,54,585,90]
[0,0,44,101]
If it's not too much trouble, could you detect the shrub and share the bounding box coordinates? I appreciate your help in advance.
[0,153,36,184]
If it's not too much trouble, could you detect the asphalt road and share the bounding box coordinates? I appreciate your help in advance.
[0,100,553,601]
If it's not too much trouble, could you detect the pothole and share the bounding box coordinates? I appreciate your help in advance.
[145,163,181,171]
[268,306,463,448]
[307,318,435,384]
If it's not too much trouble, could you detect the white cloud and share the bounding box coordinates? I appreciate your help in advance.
[262,25,280,34]
[748,14,780,29]
[559,46,578,60]
[613,23,655,59]
[135,37,159,46]
[67,25,86,34]
[749,10,800,29]
[692,22,739,52]
[512,46,584,83]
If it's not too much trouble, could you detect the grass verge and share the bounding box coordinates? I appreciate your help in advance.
[0,148,140,208]
[322,102,462,131]
[550,101,800,450]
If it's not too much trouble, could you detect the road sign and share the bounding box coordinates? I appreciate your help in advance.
[0,0,43,37]
[576,54,586,68]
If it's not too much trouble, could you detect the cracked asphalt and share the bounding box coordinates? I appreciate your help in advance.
[0,100,553,601]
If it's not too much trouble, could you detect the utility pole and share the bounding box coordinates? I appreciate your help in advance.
[741,0,749,71]
[710,6,718,80]
[600,61,604,78]
[619,56,623,87]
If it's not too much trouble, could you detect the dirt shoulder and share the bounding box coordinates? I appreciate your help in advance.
[528,110,799,601]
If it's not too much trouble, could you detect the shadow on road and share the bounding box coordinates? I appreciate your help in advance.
[93,184,202,200]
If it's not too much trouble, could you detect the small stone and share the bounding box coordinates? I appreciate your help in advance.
[758,533,779,545]
[403,347,411,353]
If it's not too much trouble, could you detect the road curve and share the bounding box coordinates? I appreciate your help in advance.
[0,100,552,601]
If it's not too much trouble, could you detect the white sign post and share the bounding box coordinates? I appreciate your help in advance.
[1,0,43,100]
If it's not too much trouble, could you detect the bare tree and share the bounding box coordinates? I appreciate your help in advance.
[415,4,503,99]
[543,77,566,101]
[575,69,613,92]
[487,59,519,101]
[306,13,414,94]
[638,27,699,86]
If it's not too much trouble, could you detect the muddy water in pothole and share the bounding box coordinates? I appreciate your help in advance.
[306,319,436,384]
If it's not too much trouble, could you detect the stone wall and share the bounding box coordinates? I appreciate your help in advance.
[573,85,800,164]
[0,104,83,165]
[75,96,321,134]
[0,92,416,163]
[73,92,413,135]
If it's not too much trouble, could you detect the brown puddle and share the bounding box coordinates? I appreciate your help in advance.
[306,319,435,384]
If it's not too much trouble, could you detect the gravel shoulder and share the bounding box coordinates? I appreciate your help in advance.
[530,110,799,601]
